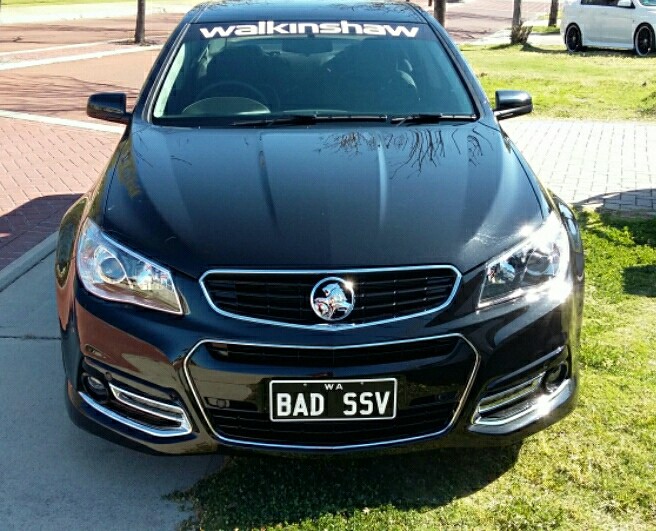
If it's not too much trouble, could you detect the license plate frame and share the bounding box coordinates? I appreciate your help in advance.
[269,378,398,422]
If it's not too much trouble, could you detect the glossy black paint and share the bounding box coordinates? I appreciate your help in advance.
[494,90,534,121]
[87,93,131,125]
[101,124,543,279]
[56,0,584,455]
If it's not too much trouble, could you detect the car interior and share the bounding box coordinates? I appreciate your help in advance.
[154,34,474,120]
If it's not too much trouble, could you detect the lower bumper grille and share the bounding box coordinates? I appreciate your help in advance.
[205,336,460,367]
[207,400,457,447]
[184,335,480,449]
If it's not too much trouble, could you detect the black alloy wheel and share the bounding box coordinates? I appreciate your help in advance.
[635,25,654,57]
[565,25,583,53]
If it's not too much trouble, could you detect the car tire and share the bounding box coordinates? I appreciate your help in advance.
[634,25,654,57]
[565,25,583,53]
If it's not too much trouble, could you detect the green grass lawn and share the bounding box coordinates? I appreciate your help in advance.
[461,45,656,121]
[175,211,656,530]
[530,25,561,35]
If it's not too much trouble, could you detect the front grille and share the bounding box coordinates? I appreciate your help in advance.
[201,267,459,326]
[207,399,458,447]
[206,337,460,367]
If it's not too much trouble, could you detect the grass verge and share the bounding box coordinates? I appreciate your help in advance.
[530,25,560,35]
[175,211,656,530]
[460,44,656,121]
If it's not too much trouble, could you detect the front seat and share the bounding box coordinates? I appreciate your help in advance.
[203,45,279,108]
[342,39,419,114]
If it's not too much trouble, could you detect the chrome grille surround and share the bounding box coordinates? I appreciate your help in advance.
[199,265,462,331]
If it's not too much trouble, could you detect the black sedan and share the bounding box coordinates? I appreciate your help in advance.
[56,0,584,454]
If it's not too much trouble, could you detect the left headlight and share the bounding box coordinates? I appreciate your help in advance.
[76,219,183,315]
[479,212,571,308]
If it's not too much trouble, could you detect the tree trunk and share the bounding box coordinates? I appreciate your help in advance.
[512,0,522,30]
[135,0,146,44]
[548,0,559,27]
[434,0,446,27]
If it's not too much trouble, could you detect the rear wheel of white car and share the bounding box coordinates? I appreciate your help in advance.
[635,25,654,57]
[565,25,583,53]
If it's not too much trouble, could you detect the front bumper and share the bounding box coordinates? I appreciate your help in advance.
[59,263,582,455]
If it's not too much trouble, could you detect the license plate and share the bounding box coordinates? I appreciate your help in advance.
[269,378,397,422]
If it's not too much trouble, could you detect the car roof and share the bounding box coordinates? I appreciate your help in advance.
[190,0,427,24]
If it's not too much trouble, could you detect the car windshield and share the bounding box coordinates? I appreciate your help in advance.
[152,21,476,125]
[638,0,656,5]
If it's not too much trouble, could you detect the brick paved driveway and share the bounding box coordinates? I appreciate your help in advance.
[0,16,169,272]
[0,48,160,121]
[429,0,551,42]
[504,120,656,212]
[0,118,118,270]
[0,15,180,53]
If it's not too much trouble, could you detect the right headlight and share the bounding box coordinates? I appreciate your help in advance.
[76,219,183,315]
[479,212,571,308]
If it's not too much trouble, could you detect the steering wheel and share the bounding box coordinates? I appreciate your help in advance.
[195,81,270,106]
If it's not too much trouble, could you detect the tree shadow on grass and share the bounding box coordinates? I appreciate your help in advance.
[574,193,656,249]
[623,265,656,297]
[576,208,656,298]
[521,43,639,57]
[182,445,522,530]
[483,43,640,58]
[589,207,656,247]
[482,43,564,55]
[599,211,656,247]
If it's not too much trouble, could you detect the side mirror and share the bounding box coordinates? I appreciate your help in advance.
[87,93,131,124]
[494,90,533,120]
[617,0,633,7]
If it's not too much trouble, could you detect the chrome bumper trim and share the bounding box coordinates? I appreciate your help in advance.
[477,372,545,415]
[80,384,192,438]
[470,378,574,433]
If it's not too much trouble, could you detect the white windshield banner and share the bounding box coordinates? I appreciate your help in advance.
[199,21,421,39]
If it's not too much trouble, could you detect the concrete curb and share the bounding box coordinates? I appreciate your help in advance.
[0,110,125,134]
[0,232,57,293]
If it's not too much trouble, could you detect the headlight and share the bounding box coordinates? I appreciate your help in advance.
[479,212,571,308]
[76,219,183,314]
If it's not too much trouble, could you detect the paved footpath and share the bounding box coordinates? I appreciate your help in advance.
[0,253,224,530]
[0,118,119,270]
[504,119,656,212]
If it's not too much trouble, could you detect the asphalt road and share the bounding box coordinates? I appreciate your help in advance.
[0,254,224,530]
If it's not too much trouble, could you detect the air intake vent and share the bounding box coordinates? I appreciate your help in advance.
[206,336,461,367]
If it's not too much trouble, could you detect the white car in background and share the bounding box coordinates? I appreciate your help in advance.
[561,0,655,56]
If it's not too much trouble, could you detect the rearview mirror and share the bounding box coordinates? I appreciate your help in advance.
[493,90,533,120]
[617,0,633,7]
[87,93,131,124]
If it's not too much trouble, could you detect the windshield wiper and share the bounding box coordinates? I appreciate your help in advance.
[390,113,477,126]
[232,114,389,127]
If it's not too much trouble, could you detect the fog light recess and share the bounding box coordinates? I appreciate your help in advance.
[543,362,569,393]
[82,373,109,402]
